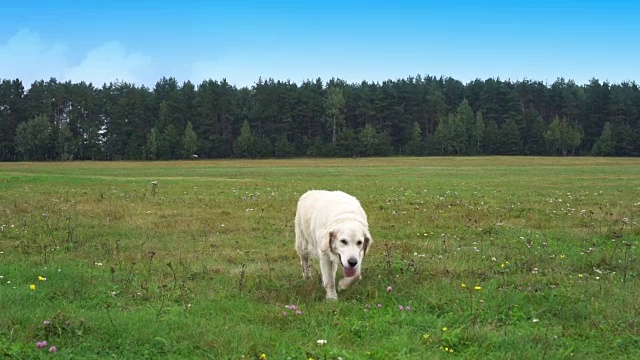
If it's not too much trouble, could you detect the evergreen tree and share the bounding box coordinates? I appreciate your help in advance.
[470,111,485,154]
[325,86,345,146]
[404,122,424,156]
[16,114,52,160]
[274,137,296,158]
[159,123,180,159]
[182,121,198,158]
[457,99,474,153]
[233,120,255,158]
[144,127,160,160]
[591,122,614,156]
[483,120,500,155]
[526,114,547,155]
[498,117,523,155]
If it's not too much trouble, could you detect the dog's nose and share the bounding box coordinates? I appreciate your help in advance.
[347,258,358,267]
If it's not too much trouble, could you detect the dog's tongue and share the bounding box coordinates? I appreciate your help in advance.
[343,267,357,278]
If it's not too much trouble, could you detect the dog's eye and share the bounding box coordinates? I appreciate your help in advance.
[340,239,347,245]
[357,240,363,246]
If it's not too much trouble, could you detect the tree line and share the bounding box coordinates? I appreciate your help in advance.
[0,74,638,161]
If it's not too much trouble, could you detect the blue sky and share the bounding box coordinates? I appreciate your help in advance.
[1,0,639,88]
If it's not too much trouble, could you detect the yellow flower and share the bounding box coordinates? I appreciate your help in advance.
[445,347,449,352]
[505,261,510,265]
[578,274,584,278]
[260,354,267,360]
[460,283,467,288]
[29,284,36,290]
[474,286,482,291]
[423,233,428,237]
[38,276,46,281]
[442,327,448,332]
[559,255,566,259]
[500,263,505,268]
[423,333,431,340]
[449,348,455,353]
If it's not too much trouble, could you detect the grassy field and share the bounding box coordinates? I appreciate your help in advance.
[1,157,639,359]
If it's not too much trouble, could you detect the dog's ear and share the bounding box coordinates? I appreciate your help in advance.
[321,230,336,253]
[363,232,372,256]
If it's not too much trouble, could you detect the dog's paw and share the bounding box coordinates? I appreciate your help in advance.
[326,292,338,300]
[338,278,351,290]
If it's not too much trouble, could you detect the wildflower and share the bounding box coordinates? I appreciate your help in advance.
[365,303,371,309]
[405,306,412,311]
[29,284,36,290]
[442,327,448,332]
[376,303,382,308]
[398,305,404,311]
[500,263,505,268]
[295,310,302,316]
[49,346,57,353]
[43,320,50,325]
[287,304,296,310]
[578,274,584,278]
[532,318,540,323]
[423,233,428,237]
[36,341,47,348]
[386,286,393,293]
[460,283,467,288]
[282,311,287,317]
[474,286,482,291]
[38,276,46,281]
[317,339,327,346]
[560,255,566,259]
[423,333,431,340]
[260,354,267,360]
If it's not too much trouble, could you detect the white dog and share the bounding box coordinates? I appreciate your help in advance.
[295,190,372,300]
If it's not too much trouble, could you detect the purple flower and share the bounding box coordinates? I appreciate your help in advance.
[386,286,393,293]
[365,303,371,309]
[405,306,412,311]
[398,305,404,311]
[43,320,51,325]
[49,346,57,353]
[377,303,382,308]
[295,310,302,316]
[288,304,297,311]
[36,341,47,348]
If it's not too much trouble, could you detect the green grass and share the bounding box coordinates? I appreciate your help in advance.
[1,157,639,359]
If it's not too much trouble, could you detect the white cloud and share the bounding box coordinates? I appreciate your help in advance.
[0,29,152,87]
[64,41,151,86]
[0,29,69,85]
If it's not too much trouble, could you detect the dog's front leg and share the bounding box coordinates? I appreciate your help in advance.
[319,257,338,300]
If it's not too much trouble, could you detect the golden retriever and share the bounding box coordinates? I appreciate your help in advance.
[295,190,372,300]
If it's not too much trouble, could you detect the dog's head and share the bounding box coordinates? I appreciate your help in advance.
[321,224,372,275]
